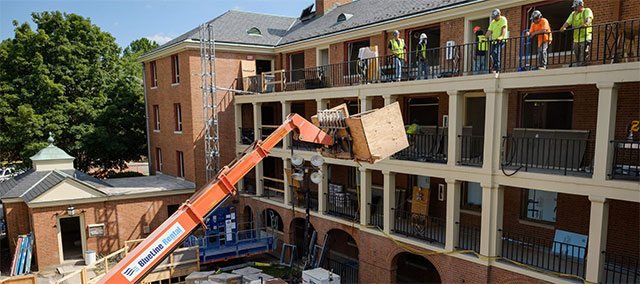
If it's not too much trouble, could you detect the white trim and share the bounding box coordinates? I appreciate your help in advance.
[173,131,183,134]
[19,171,53,198]
[150,86,158,90]
[171,83,180,87]
[153,130,160,133]
[57,214,87,264]
[28,189,196,208]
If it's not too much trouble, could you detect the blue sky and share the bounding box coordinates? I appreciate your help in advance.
[1,0,312,48]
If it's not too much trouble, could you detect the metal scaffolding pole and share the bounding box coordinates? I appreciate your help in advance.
[200,23,220,181]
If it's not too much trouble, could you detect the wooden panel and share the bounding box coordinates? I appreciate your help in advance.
[411,186,430,215]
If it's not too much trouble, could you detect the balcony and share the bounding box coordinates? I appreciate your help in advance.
[457,222,481,254]
[239,127,254,145]
[290,139,318,152]
[241,177,256,195]
[500,230,587,279]
[393,131,447,164]
[326,190,359,222]
[260,126,282,148]
[291,185,318,211]
[237,19,639,96]
[368,202,383,230]
[458,134,484,167]
[262,177,284,202]
[501,129,594,177]
[611,140,640,181]
[393,210,446,245]
[603,251,640,283]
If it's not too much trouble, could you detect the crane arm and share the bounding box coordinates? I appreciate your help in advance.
[98,113,333,283]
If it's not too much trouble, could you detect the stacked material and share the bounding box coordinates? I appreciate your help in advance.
[10,233,33,276]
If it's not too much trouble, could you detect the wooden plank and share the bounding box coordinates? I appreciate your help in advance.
[410,186,430,215]
[0,274,37,284]
[262,176,284,183]
[347,102,408,163]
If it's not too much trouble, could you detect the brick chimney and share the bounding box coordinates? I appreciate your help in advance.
[316,0,351,16]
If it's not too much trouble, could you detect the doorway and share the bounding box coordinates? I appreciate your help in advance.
[256,59,272,75]
[59,216,84,260]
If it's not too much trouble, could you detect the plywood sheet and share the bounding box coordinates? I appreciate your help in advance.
[346,102,408,162]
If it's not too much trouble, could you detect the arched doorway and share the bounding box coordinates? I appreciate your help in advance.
[324,229,359,284]
[260,208,284,256]
[392,252,441,284]
[289,218,316,263]
[242,206,253,231]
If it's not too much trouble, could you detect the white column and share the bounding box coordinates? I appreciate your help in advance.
[445,179,461,251]
[316,98,328,112]
[383,170,396,234]
[593,83,618,182]
[359,168,372,226]
[234,103,243,144]
[283,158,292,205]
[252,102,263,196]
[281,100,291,149]
[482,88,509,173]
[586,196,609,283]
[447,91,463,167]
[317,164,329,213]
[383,94,397,106]
[480,184,503,257]
[360,96,373,113]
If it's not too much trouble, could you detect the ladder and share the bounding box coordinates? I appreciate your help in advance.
[200,23,220,181]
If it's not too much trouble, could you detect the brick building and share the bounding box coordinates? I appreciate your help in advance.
[0,136,195,270]
[139,0,639,283]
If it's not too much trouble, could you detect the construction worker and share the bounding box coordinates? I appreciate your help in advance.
[417,33,429,80]
[486,8,508,73]
[473,26,488,74]
[407,120,419,135]
[388,30,407,82]
[560,0,593,66]
[526,10,552,70]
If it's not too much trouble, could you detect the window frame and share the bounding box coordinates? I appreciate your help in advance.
[153,105,160,131]
[174,103,182,132]
[150,61,158,88]
[171,55,180,85]
[176,151,184,178]
[156,148,163,172]
[460,181,482,212]
[520,188,557,224]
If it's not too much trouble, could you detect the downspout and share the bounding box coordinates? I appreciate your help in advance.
[141,62,153,175]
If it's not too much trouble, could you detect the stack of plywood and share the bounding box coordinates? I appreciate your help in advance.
[311,102,408,163]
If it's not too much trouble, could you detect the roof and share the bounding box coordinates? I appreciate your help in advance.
[143,0,481,57]
[30,144,74,161]
[148,10,296,55]
[0,169,194,204]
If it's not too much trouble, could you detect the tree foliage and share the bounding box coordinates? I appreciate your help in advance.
[0,11,158,172]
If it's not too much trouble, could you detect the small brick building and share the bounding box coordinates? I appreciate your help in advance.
[0,137,195,270]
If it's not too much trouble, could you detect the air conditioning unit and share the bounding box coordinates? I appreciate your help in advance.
[445,41,455,60]
[303,268,341,284]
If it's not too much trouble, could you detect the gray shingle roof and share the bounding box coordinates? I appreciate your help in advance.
[144,0,482,57]
[0,170,111,202]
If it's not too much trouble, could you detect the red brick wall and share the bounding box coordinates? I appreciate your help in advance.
[607,200,640,258]
[620,0,640,21]
[615,82,640,140]
[28,193,192,269]
[304,48,317,68]
[241,103,253,129]
[330,42,344,64]
[4,202,31,255]
[315,0,351,16]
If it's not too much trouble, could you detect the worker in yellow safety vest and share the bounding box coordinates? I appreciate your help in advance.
[388,30,406,82]
[560,0,593,67]
[473,26,488,74]
[417,33,429,80]
[406,120,419,134]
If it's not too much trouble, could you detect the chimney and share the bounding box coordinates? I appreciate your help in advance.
[315,0,351,16]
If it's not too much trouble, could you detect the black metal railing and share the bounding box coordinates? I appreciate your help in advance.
[501,136,595,176]
[603,251,640,284]
[291,186,318,212]
[239,127,254,145]
[326,192,359,222]
[393,132,447,163]
[459,134,484,167]
[242,177,256,195]
[238,19,640,95]
[368,203,384,230]
[610,140,640,181]
[291,139,318,151]
[393,210,446,245]
[501,230,587,278]
[262,178,285,201]
[260,126,282,148]
[457,222,481,254]
[327,258,359,284]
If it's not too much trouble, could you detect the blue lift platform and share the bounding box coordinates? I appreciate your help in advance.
[185,206,276,264]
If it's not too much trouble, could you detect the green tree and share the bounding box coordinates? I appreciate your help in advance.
[0,11,155,173]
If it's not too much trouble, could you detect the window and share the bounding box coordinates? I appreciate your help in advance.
[346,39,369,75]
[461,181,482,211]
[521,92,573,129]
[150,61,157,87]
[407,97,439,126]
[521,189,557,223]
[156,148,163,172]
[247,27,262,36]
[288,52,305,82]
[174,103,182,132]
[167,204,179,216]
[153,105,160,130]
[523,1,573,53]
[176,151,184,178]
[171,55,180,84]
[337,13,353,23]
[407,26,440,67]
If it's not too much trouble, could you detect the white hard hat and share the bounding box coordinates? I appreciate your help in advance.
[419,33,427,40]
[571,0,584,8]
[393,30,400,36]
[530,10,542,21]
[491,8,501,19]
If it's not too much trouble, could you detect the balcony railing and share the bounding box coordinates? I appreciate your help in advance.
[262,177,284,202]
[457,222,481,254]
[501,134,595,176]
[458,134,484,167]
[393,210,445,245]
[393,132,447,163]
[239,127,254,145]
[238,19,639,95]
[241,177,256,195]
[603,251,640,284]
[611,140,640,181]
[326,258,359,284]
[368,203,384,230]
[500,230,587,278]
[326,192,359,222]
[291,186,318,211]
[290,139,318,151]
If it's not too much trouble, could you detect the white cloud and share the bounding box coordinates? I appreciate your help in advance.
[145,34,173,45]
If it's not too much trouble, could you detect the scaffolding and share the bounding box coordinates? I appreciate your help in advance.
[199,23,220,181]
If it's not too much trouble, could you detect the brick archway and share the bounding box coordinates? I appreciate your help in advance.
[391,251,442,284]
